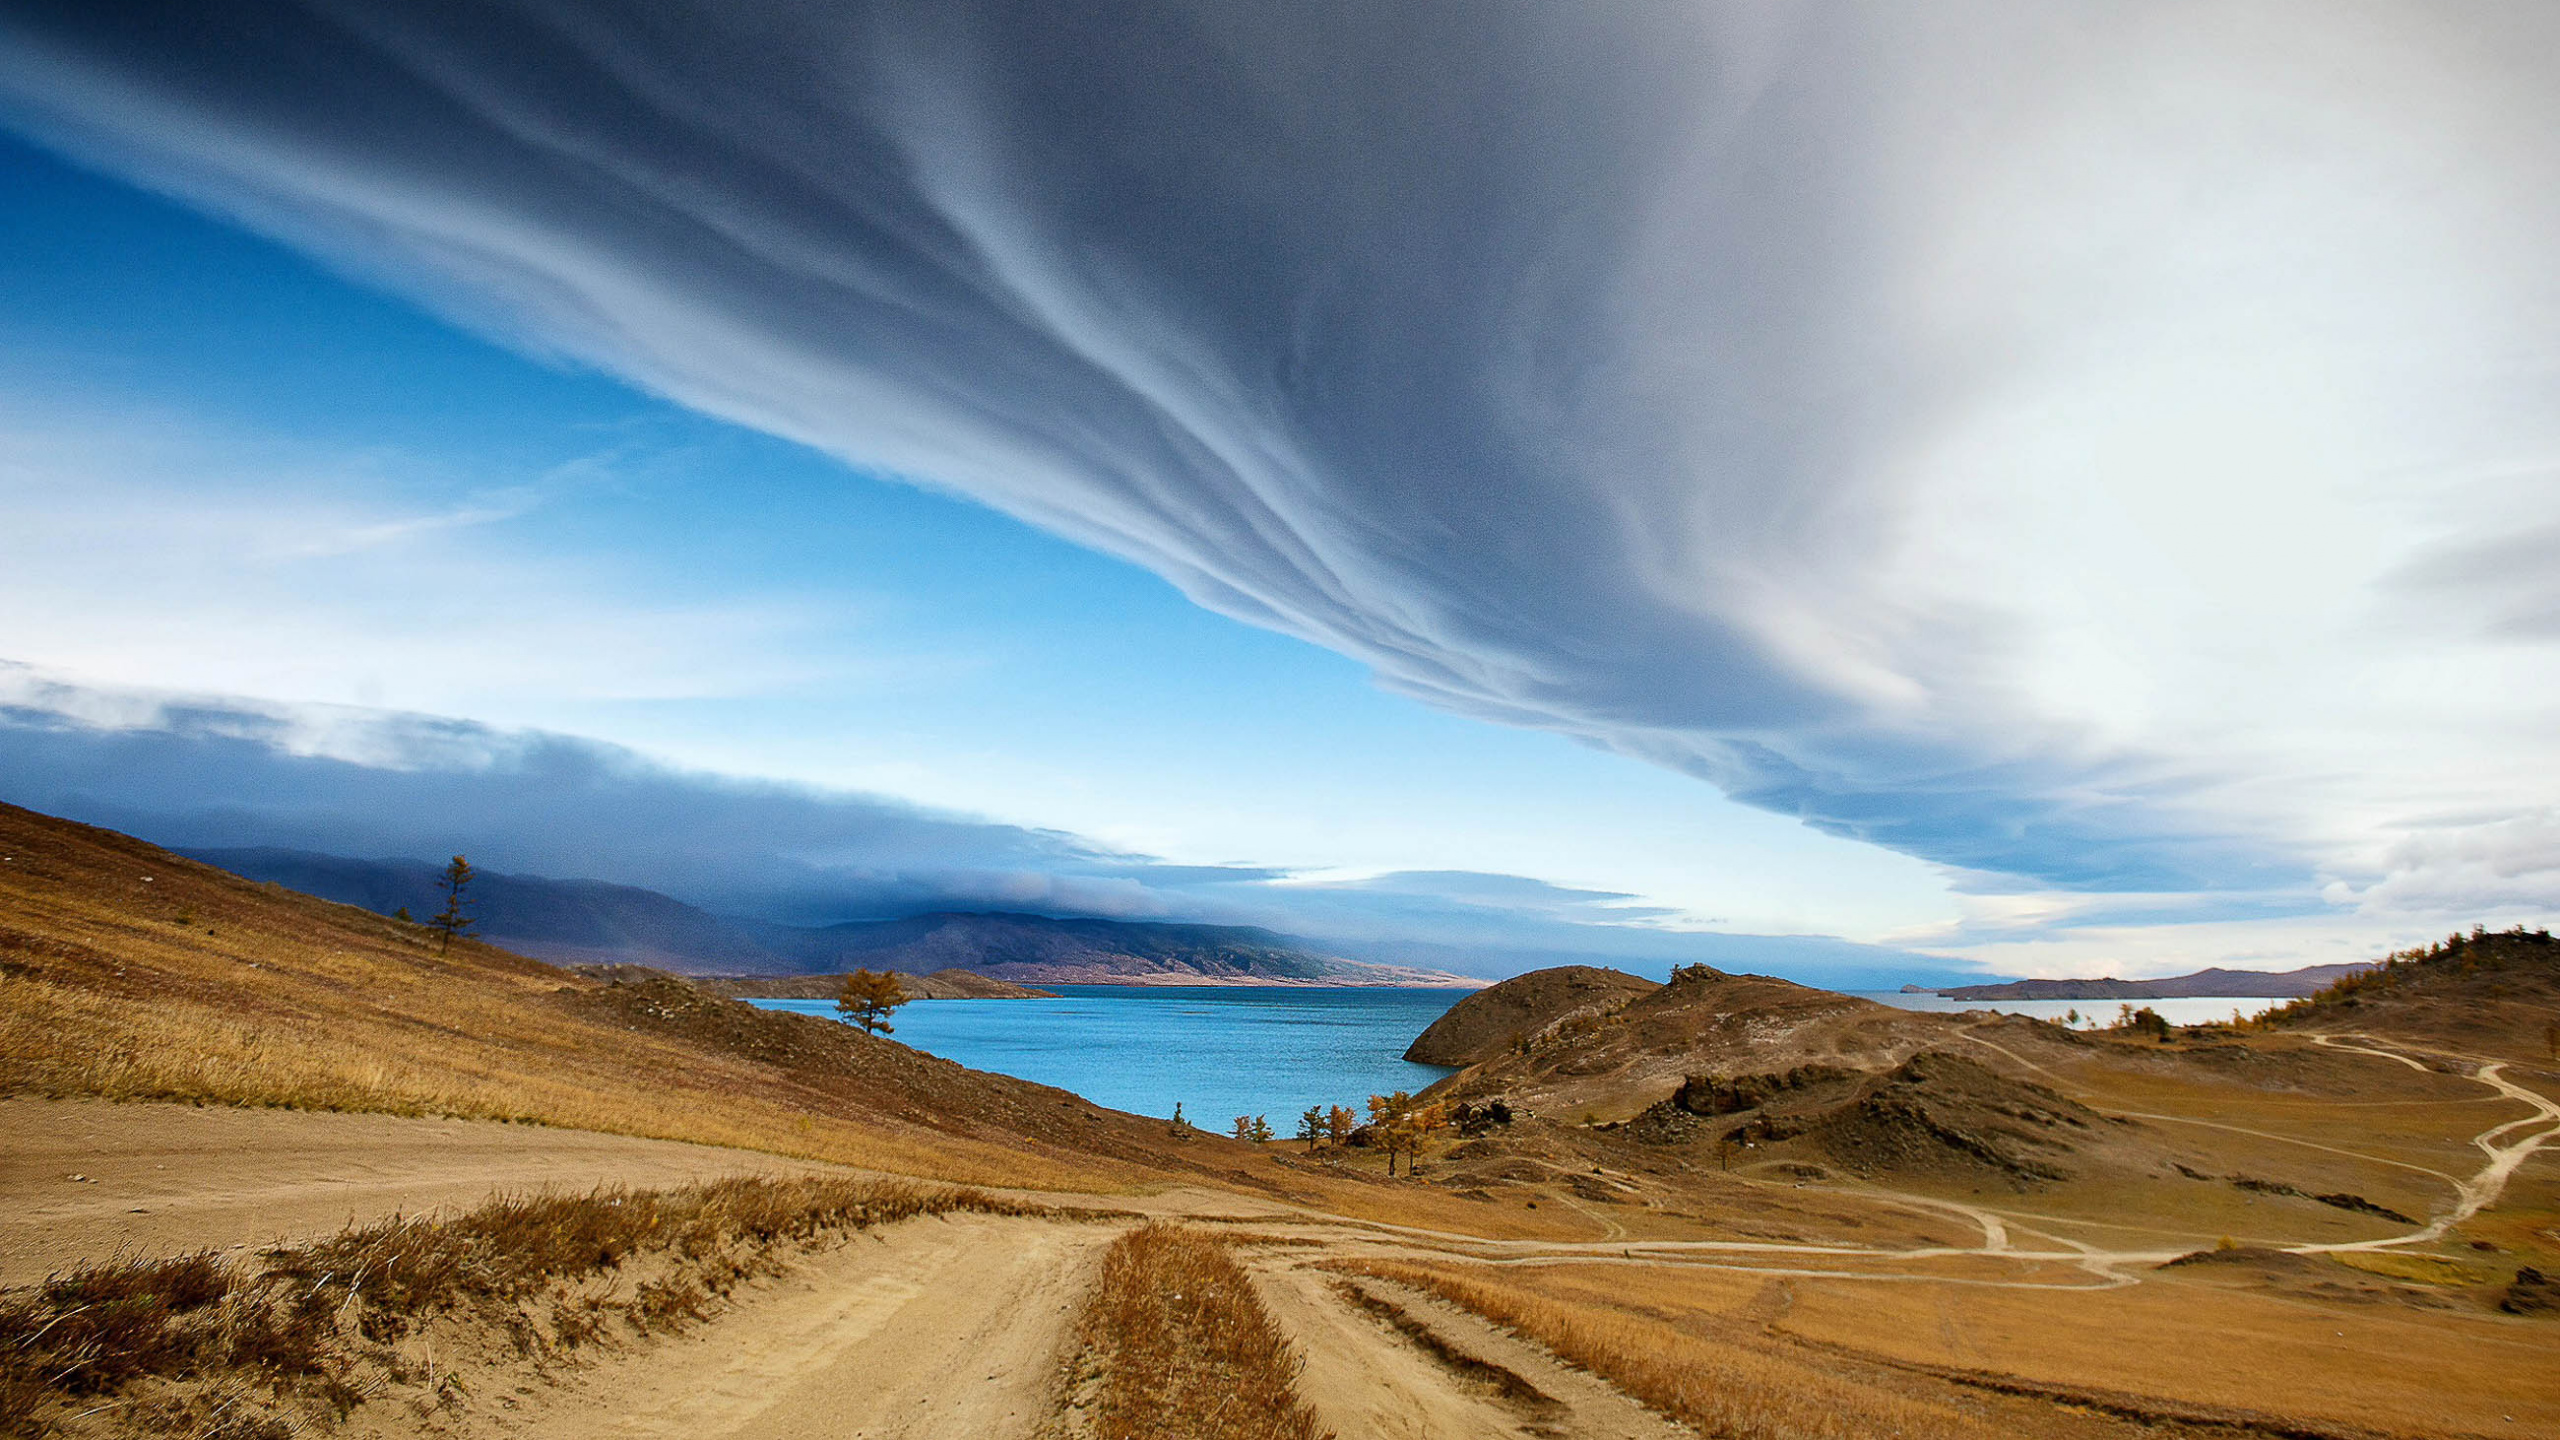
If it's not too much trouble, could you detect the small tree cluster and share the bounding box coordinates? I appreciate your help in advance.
[1365,1091,1449,1176]
[2114,1004,2171,1042]
[1230,1114,1274,1143]
[1293,1105,1359,1150]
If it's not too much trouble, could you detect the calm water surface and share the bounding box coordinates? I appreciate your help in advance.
[748,985,2285,1125]
[1863,992,2287,1026]
[749,985,1469,1129]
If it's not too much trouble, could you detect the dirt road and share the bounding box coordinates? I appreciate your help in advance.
[0,1098,836,1283]
[1249,1259,1688,1440]
[357,1213,1115,1440]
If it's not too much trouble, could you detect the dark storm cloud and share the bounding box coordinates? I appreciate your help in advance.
[8,1,2537,893]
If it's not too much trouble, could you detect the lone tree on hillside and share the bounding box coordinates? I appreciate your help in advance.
[428,855,475,953]
[835,969,909,1035]
[1297,1105,1327,1150]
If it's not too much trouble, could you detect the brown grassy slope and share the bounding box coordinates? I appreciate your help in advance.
[0,801,1222,1192]
[1401,964,1657,1066]
[1057,1225,1327,1440]
[1363,1253,2560,1440]
[2263,925,2560,1058]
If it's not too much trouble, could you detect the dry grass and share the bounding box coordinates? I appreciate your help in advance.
[0,1175,1035,1438]
[0,803,1186,1194]
[1339,1260,2007,1440]
[1061,1225,1328,1440]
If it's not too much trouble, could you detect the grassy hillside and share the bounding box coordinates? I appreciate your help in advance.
[0,802,1215,1192]
[2263,925,2560,1055]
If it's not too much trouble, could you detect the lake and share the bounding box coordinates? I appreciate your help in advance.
[748,985,1470,1130]
[1864,991,2289,1027]
[747,985,2291,1125]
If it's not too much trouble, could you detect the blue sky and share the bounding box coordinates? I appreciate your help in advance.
[0,128,1960,981]
[2,3,2555,983]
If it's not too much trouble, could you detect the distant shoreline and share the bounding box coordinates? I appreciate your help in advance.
[1921,961,2372,1003]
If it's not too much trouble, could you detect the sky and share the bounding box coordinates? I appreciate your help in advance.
[0,2,2554,984]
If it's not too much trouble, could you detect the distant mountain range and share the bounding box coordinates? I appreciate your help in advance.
[1931,963,2373,1002]
[182,847,1475,987]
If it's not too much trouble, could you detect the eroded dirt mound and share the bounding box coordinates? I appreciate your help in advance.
[1787,1051,2103,1186]
[1403,965,1657,1066]
[1616,1050,2107,1188]
[1672,1063,1860,1115]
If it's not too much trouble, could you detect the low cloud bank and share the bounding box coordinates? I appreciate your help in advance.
[0,666,1964,985]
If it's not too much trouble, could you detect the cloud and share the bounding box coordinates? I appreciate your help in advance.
[0,663,1969,983]
[2,2,2556,907]
[0,661,1141,922]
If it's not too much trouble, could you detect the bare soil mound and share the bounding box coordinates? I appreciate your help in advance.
[1403,965,1657,1066]
[1791,1051,2104,1185]
[1621,1050,2108,1188]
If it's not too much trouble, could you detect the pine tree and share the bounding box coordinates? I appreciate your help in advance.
[1297,1105,1327,1150]
[428,856,475,954]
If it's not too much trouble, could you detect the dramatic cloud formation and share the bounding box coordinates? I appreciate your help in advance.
[0,666,1966,984]
[2,2,2555,914]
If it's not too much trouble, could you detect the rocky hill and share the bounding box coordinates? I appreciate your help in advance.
[1402,965,1657,1065]
[1427,963,2001,1120]
[1407,962,2475,1215]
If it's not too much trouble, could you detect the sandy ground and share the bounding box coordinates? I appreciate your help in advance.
[1249,1261,1688,1440]
[0,1099,837,1283]
[346,1213,1115,1440]
[8,1075,2552,1438]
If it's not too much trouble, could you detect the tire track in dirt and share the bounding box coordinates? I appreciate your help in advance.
[1245,1256,1689,1440]
[356,1213,1117,1440]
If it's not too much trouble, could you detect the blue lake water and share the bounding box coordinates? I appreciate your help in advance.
[749,985,1471,1129]
[1863,992,2287,1027]
[747,985,2287,1125]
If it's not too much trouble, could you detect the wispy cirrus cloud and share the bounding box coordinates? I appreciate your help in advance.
[0,1,2554,928]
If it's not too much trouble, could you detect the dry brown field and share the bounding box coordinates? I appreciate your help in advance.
[5,801,2556,1439]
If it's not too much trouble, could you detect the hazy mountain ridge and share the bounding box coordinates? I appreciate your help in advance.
[182,847,1473,987]
[1935,962,2374,1001]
